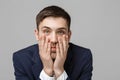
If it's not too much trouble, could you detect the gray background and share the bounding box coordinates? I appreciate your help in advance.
[0,0,120,80]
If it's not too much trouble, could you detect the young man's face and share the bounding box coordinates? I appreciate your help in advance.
[35,17,71,59]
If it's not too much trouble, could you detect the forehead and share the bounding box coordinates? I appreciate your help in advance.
[39,17,68,30]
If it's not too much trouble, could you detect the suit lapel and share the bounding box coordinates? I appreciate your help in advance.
[32,44,43,80]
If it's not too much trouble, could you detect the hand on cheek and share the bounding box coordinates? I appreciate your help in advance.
[63,35,69,53]
[38,35,54,76]
[54,35,69,78]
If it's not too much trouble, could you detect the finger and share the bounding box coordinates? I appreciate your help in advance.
[38,34,44,47]
[58,37,64,56]
[44,37,50,53]
[44,37,48,52]
[47,39,51,54]
[39,34,45,54]
[41,34,45,47]
[62,35,69,56]
[56,43,60,57]
[38,35,42,46]
[65,35,69,49]
[62,35,68,52]
[62,35,66,52]
[38,36,42,52]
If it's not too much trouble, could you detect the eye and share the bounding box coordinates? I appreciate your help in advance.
[43,29,50,34]
[57,30,66,35]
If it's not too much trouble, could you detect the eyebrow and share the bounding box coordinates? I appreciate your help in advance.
[41,26,67,30]
[41,26,51,30]
[57,28,67,31]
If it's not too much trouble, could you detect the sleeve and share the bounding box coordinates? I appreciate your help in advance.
[40,70,69,80]
[79,49,93,80]
[57,71,68,80]
[13,53,29,80]
[40,70,55,80]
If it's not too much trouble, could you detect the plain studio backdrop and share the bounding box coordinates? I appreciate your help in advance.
[0,0,120,80]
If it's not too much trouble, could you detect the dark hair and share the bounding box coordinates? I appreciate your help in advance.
[36,5,71,31]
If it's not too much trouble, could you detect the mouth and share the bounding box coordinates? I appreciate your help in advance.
[51,47,56,53]
[51,47,56,49]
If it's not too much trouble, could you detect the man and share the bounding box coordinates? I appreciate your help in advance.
[13,5,93,80]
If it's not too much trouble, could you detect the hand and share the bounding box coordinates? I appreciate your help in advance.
[38,35,54,76]
[54,35,69,78]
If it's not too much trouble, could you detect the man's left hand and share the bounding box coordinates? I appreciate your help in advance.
[54,35,69,78]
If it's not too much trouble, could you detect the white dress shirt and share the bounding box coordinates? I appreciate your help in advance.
[40,69,68,80]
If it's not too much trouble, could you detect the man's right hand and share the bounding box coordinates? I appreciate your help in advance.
[38,35,54,76]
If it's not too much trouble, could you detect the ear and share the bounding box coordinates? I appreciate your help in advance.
[34,29,39,41]
[68,30,72,42]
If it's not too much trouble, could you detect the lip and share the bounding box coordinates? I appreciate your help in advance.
[51,47,56,49]
[51,46,56,48]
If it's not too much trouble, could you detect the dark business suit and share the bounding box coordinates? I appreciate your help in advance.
[13,43,93,80]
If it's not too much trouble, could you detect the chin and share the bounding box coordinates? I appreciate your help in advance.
[51,53,56,59]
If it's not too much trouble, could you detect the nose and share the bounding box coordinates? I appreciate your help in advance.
[50,32,57,43]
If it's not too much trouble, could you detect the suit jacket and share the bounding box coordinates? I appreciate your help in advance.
[13,43,93,80]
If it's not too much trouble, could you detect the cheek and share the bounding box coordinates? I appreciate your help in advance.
[38,32,47,38]
[45,35,52,41]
